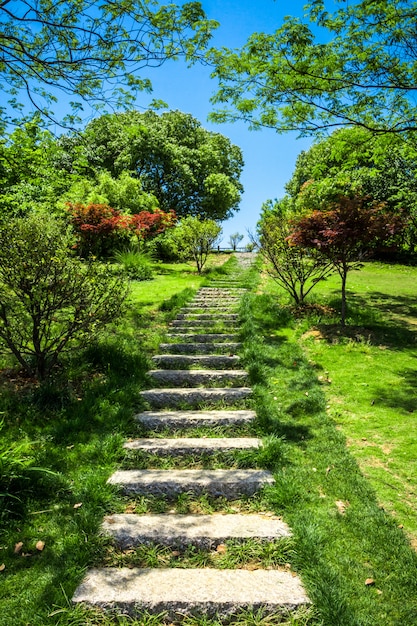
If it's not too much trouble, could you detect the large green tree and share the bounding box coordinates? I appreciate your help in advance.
[61,109,244,220]
[0,0,217,128]
[210,1,417,137]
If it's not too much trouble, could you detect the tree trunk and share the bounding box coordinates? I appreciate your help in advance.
[341,267,347,326]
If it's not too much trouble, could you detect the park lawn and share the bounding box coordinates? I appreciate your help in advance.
[1,253,417,625]
[263,261,417,545]
[0,255,231,626]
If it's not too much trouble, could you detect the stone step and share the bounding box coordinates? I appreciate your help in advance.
[177,311,239,322]
[140,387,252,408]
[123,437,261,454]
[135,409,256,430]
[102,512,291,549]
[186,300,239,306]
[198,285,247,297]
[165,333,239,342]
[158,343,241,355]
[170,320,239,328]
[73,568,310,619]
[107,469,274,497]
[148,369,248,387]
[190,299,240,305]
[151,354,241,368]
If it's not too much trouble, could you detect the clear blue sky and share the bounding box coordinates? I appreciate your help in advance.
[132,0,315,247]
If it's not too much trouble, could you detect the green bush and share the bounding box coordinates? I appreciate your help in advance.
[0,214,129,379]
[113,247,154,280]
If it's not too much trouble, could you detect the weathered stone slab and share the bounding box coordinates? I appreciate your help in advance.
[73,568,310,619]
[158,343,241,355]
[107,469,274,497]
[135,409,256,429]
[151,354,241,368]
[102,513,291,549]
[148,369,248,387]
[170,320,239,328]
[140,387,252,408]
[176,313,239,320]
[123,437,261,454]
[164,333,239,342]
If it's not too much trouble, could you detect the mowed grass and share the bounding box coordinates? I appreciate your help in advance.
[2,254,417,626]
[0,255,231,626]
[241,260,417,625]
[263,261,417,546]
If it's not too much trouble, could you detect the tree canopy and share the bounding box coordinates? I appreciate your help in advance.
[209,0,417,137]
[285,127,417,250]
[61,109,244,220]
[0,0,217,128]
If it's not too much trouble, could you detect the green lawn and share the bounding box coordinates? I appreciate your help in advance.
[265,261,417,546]
[1,255,417,625]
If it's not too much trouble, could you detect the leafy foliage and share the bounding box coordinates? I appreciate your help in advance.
[67,203,176,257]
[209,0,417,137]
[62,109,244,221]
[285,128,417,251]
[229,232,244,250]
[113,248,154,281]
[289,196,405,324]
[0,214,128,378]
[257,200,333,306]
[0,0,217,127]
[172,216,222,273]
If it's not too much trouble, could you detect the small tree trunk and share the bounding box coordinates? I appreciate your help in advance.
[340,267,347,326]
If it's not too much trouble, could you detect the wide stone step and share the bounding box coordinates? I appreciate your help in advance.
[151,354,240,368]
[135,409,256,430]
[123,437,261,454]
[176,313,239,320]
[107,469,274,497]
[165,333,239,342]
[158,342,241,355]
[102,512,291,549]
[183,304,238,310]
[170,320,239,328]
[148,369,248,387]
[73,568,310,619]
[140,387,252,408]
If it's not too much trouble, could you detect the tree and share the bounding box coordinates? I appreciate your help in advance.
[0,1,217,128]
[173,216,222,273]
[59,171,160,215]
[257,200,333,306]
[61,110,244,221]
[0,116,81,218]
[289,196,404,325]
[67,203,176,257]
[229,232,244,251]
[0,214,128,379]
[285,128,417,251]
[210,1,417,137]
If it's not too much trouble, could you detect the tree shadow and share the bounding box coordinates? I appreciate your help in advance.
[311,290,417,350]
[372,366,417,414]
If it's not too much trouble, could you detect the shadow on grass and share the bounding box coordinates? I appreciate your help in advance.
[372,366,417,414]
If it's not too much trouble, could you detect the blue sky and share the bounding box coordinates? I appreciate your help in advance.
[132,0,315,247]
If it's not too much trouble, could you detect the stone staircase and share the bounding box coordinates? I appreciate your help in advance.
[73,256,310,621]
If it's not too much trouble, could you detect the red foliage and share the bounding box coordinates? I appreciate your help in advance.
[66,203,176,257]
[288,196,404,264]
[130,208,176,239]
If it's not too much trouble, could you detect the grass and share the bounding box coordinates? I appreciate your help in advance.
[248,259,417,625]
[0,254,231,626]
[2,254,417,625]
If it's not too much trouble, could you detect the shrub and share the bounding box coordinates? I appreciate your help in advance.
[0,214,129,379]
[67,203,176,258]
[113,247,153,281]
